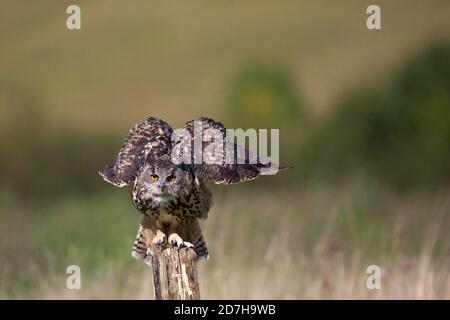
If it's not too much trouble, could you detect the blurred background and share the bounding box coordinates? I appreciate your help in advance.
[0,0,449,299]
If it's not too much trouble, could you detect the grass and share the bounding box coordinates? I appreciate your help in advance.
[1,1,450,300]
[0,180,448,299]
[1,1,450,133]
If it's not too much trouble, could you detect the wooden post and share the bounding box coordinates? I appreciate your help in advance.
[148,245,200,300]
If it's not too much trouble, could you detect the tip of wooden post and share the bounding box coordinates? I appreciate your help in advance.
[149,245,200,300]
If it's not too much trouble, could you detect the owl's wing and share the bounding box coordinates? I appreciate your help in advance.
[99,117,173,187]
[174,117,282,184]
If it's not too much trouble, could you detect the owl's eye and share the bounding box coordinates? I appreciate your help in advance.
[150,174,159,181]
[166,175,176,183]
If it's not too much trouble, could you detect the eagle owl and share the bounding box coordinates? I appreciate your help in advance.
[99,117,283,261]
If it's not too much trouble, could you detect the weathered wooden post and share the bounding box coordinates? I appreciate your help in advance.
[148,244,200,300]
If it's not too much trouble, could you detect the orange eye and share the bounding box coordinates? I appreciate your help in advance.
[150,174,159,181]
[166,175,176,183]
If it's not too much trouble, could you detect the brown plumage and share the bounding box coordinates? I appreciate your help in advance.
[99,117,284,261]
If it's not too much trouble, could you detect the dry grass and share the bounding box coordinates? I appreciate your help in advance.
[1,182,448,299]
[1,1,450,300]
[32,255,450,300]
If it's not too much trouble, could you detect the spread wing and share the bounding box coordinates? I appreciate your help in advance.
[99,117,173,187]
[175,117,279,184]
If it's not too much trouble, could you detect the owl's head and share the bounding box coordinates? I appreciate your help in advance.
[134,159,194,203]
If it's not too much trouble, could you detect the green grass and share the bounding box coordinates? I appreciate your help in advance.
[1,0,450,299]
[1,181,448,299]
[2,1,450,133]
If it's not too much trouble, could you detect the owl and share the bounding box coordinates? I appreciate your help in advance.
[99,117,284,261]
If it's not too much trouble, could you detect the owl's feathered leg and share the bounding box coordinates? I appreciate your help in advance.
[167,219,194,248]
[152,229,167,246]
[131,224,148,260]
[131,215,167,261]
[179,218,209,261]
[132,216,209,262]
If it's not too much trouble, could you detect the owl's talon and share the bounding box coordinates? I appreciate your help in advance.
[184,241,194,248]
[152,231,166,247]
[168,233,192,248]
[168,233,183,247]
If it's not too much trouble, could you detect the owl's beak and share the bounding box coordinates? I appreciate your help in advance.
[147,180,170,198]
[145,182,166,197]
[157,181,168,195]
